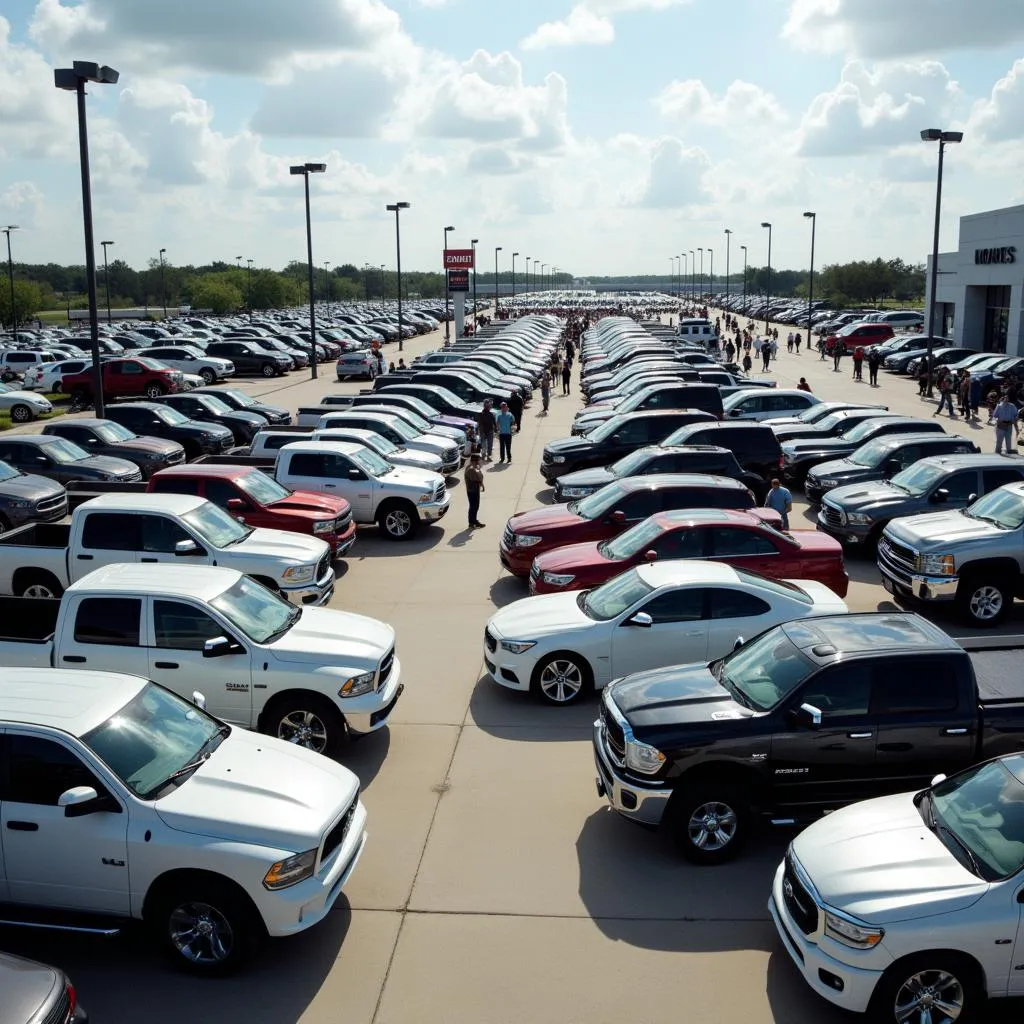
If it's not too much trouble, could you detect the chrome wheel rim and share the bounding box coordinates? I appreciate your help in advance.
[200,369,215,384]
[385,508,413,536]
[893,969,964,1024]
[262,364,275,377]
[969,585,1003,620]
[10,406,29,422]
[538,659,583,702]
[278,710,328,752]
[687,801,738,851]
[168,901,234,965]
[23,583,57,599]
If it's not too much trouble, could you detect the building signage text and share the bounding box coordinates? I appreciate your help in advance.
[975,246,1017,265]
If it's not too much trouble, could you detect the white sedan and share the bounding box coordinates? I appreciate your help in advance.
[0,382,53,423]
[483,561,847,705]
[723,388,821,422]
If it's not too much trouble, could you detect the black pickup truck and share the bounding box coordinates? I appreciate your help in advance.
[593,612,1024,864]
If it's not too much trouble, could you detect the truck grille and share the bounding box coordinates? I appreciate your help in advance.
[484,628,497,654]
[433,482,446,503]
[821,501,845,528]
[530,562,540,582]
[218,435,233,451]
[542,450,553,465]
[321,798,357,867]
[444,447,458,463]
[782,855,818,935]
[600,702,626,764]
[316,552,332,584]
[336,509,352,532]
[378,645,395,690]
[36,493,67,518]
[503,524,515,549]
[42,985,70,1024]
[166,450,185,465]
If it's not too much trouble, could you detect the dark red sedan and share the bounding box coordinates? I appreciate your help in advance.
[528,508,849,598]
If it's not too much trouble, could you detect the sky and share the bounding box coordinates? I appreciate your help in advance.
[2,0,1024,277]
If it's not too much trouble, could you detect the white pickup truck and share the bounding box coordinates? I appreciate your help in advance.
[0,562,403,754]
[0,666,367,975]
[0,492,335,604]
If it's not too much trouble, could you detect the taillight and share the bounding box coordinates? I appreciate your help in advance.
[65,982,77,1022]
[778,456,784,468]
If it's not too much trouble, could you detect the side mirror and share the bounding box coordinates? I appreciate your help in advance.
[348,468,365,480]
[202,637,234,659]
[175,538,201,556]
[610,510,626,524]
[733,636,746,651]
[795,702,823,728]
[192,690,207,709]
[627,611,653,628]
[931,488,950,504]
[226,497,246,511]
[59,786,118,817]
[729,409,741,418]
[58,786,97,811]
[884,459,902,474]
[967,494,977,504]
[930,773,947,787]
[643,549,658,562]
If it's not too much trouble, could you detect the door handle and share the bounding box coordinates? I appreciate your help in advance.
[325,483,336,488]
[942,728,968,736]
[76,554,94,561]
[154,661,179,670]
[140,557,158,563]
[7,821,38,831]
[847,732,873,739]
[62,655,86,664]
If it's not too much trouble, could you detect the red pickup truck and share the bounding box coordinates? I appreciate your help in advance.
[145,463,356,557]
[63,357,183,403]
[528,507,848,597]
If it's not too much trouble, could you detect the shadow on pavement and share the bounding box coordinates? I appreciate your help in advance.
[343,725,392,790]
[533,487,555,504]
[469,673,596,737]
[765,951,855,1024]
[488,574,526,608]
[347,525,445,558]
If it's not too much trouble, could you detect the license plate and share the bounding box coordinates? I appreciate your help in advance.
[882,576,894,594]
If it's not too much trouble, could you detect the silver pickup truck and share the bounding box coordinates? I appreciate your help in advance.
[878,479,1024,627]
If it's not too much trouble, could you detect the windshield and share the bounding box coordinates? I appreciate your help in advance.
[580,568,654,620]
[40,438,90,464]
[571,481,629,520]
[590,417,630,442]
[843,418,890,442]
[94,422,136,443]
[927,758,1024,880]
[156,406,189,425]
[849,437,896,468]
[211,574,299,644]
[182,501,253,547]
[798,405,835,423]
[381,417,416,442]
[717,631,814,711]
[603,518,664,560]
[0,460,20,482]
[82,683,226,800]
[351,446,391,477]
[610,449,654,477]
[199,395,232,414]
[236,470,291,505]
[889,461,948,497]
[964,487,1024,530]
[224,389,256,408]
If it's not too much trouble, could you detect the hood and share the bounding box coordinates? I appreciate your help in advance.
[390,448,441,469]
[808,457,876,482]
[488,591,592,640]
[776,424,838,442]
[433,414,474,431]
[546,436,600,457]
[267,605,394,666]
[508,504,583,536]
[223,411,266,428]
[236,526,329,563]
[787,529,844,556]
[69,454,140,478]
[155,727,357,849]
[0,473,64,502]
[825,480,915,513]
[609,662,748,729]
[784,437,855,457]
[268,489,349,518]
[2,389,50,405]
[573,413,614,432]
[885,508,997,548]
[115,436,181,458]
[556,467,616,491]
[791,793,986,924]
[382,464,443,489]
[181,422,233,440]
[533,540,609,574]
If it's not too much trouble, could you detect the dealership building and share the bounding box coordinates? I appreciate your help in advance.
[927,204,1024,355]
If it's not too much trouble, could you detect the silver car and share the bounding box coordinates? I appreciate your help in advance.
[138,344,234,385]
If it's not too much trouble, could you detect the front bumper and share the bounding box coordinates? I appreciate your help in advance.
[540,460,570,482]
[878,563,959,602]
[482,634,531,692]
[593,719,670,826]
[280,560,336,606]
[498,537,534,577]
[329,521,358,557]
[418,495,450,522]
[815,510,873,545]
[344,656,404,735]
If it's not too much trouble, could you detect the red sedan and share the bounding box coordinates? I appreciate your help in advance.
[528,508,849,598]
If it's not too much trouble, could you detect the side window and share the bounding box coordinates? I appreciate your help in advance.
[149,477,201,496]
[799,664,872,719]
[328,454,359,477]
[890,445,920,470]
[203,479,240,507]
[139,515,193,553]
[81,512,142,550]
[74,597,141,646]
[652,528,706,559]
[708,588,771,619]
[983,468,1024,492]
[154,600,225,651]
[937,471,978,502]
[739,395,765,413]
[617,490,659,522]
[286,453,328,477]
[638,587,705,623]
[708,527,778,557]
[873,661,958,714]
[5,736,102,805]
[106,360,126,374]
[611,419,649,444]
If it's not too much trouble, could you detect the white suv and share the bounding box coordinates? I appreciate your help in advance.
[138,345,235,385]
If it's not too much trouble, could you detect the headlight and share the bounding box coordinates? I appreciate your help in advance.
[282,564,315,583]
[824,910,884,949]
[418,492,436,504]
[846,512,872,525]
[541,571,576,586]
[552,455,566,464]
[916,552,956,576]
[819,479,838,488]
[263,848,317,890]
[625,737,666,775]
[559,486,590,498]
[313,519,335,534]
[516,534,543,548]
[339,671,375,697]
[500,639,536,654]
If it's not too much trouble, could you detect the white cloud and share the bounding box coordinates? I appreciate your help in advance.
[783,0,1024,57]
[797,59,960,157]
[655,79,786,128]
[520,0,687,50]
[971,59,1024,143]
[631,137,711,208]
[466,147,524,175]
[0,182,47,228]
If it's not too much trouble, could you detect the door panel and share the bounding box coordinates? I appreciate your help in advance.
[610,587,708,678]
[60,596,149,676]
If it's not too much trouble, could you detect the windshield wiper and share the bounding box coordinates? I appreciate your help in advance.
[935,823,984,877]
[265,606,302,644]
[142,725,228,798]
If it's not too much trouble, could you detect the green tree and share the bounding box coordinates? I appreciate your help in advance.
[189,277,243,314]
[0,280,45,327]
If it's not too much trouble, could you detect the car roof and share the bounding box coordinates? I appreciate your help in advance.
[608,408,713,423]
[636,559,740,587]
[69,561,242,601]
[917,452,1024,469]
[780,612,956,657]
[613,473,746,492]
[79,491,207,514]
[281,439,364,456]
[654,444,733,456]
[656,508,759,527]
[153,463,257,479]
[0,666,148,737]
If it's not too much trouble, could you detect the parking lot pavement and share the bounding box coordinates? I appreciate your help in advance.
[32,320,1024,1023]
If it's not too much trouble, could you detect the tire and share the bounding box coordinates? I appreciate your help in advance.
[868,953,982,1024]
[377,500,420,541]
[9,403,33,423]
[199,368,216,386]
[144,382,166,399]
[668,785,750,865]
[149,879,263,976]
[14,572,64,600]
[956,574,1011,627]
[530,651,591,705]
[264,692,346,758]
[261,363,276,378]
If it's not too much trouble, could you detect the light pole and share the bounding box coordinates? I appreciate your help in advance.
[921,128,963,395]
[724,229,732,312]
[668,257,674,298]
[523,257,530,296]
[290,162,327,377]
[385,201,411,353]
[761,222,772,333]
[2,226,18,334]
[803,212,816,353]
[158,248,167,319]
[246,259,253,318]
[541,263,547,292]
[689,250,695,301]
[512,252,518,305]
[443,225,454,342]
[100,239,114,322]
[494,246,502,317]
[54,60,119,418]
[708,248,714,307]
[740,245,748,314]
[697,248,704,303]
[322,260,330,305]
[379,264,385,315]
[681,253,687,302]
[471,238,479,328]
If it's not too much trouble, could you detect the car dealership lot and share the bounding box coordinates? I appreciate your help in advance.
[4,317,1023,1024]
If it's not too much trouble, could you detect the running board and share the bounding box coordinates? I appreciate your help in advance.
[0,917,121,937]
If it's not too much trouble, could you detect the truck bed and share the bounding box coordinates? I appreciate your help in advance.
[0,596,59,642]
[0,523,72,550]
[192,454,276,468]
[65,480,148,512]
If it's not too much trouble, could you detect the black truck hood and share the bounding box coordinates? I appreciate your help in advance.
[609,662,751,730]
[784,438,857,459]
[825,480,919,515]
[545,436,602,459]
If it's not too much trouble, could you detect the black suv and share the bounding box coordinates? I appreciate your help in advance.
[573,383,724,435]
[205,340,290,378]
[661,421,784,486]
[191,386,292,425]
[541,410,717,482]
[771,407,902,445]
[157,392,265,445]
[552,444,766,502]
[104,401,234,459]
[43,418,186,478]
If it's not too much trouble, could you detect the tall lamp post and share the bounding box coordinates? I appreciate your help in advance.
[803,212,816,354]
[2,225,18,333]
[760,222,772,333]
[443,224,454,343]
[724,229,732,312]
[511,252,518,305]
[322,261,330,305]
[471,238,479,328]
[100,240,114,322]
[668,257,675,298]
[246,259,253,318]
[54,60,120,418]
[494,246,502,317]
[740,245,748,313]
[921,128,963,395]
[541,263,547,292]
[385,201,410,353]
[290,163,327,377]
[379,264,385,315]
[158,248,167,319]
[681,253,687,301]
[708,248,714,307]
[697,248,704,303]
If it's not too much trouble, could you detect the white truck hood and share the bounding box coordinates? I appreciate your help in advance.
[791,792,986,924]
[488,592,593,641]
[234,527,329,568]
[267,605,394,668]
[885,509,996,549]
[391,448,442,471]
[381,464,444,492]
[155,727,358,850]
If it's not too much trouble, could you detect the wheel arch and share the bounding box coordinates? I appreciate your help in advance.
[665,762,765,818]
[529,648,596,690]
[142,867,265,933]
[256,688,347,734]
[957,557,1019,582]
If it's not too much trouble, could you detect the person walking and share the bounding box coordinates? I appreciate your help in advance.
[994,392,1018,454]
[561,360,571,395]
[934,374,957,417]
[764,478,793,530]
[753,336,762,361]
[464,453,485,528]
[742,351,753,374]
[540,373,550,414]
[832,342,844,373]
[851,346,864,381]
[476,399,496,462]
[818,335,827,360]
[496,401,515,463]
[969,372,983,421]
[867,346,881,387]
[797,377,812,392]
[762,341,772,372]
[795,332,802,354]
[786,331,794,353]
[507,389,524,432]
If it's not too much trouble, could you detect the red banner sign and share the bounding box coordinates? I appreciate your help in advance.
[444,248,475,269]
